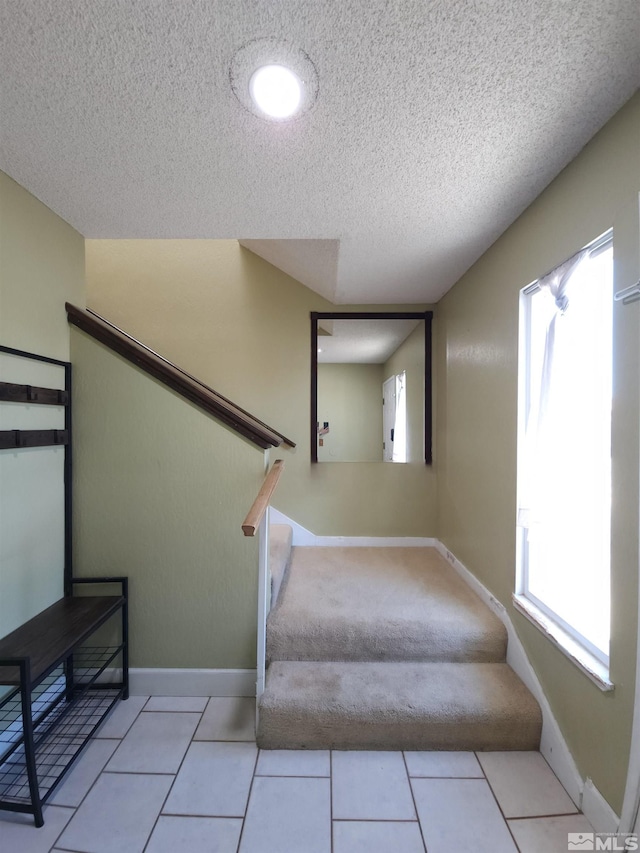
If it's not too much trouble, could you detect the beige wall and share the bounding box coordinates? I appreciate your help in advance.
[436,93,640,813]
[86,241,437,536]
[383,322,425,464]
[71,329,264,668]
[0,172,85,637]
[317,363,383,462]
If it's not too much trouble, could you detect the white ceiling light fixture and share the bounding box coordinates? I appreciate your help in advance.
[250,65,302,119]
[230,39,318,122]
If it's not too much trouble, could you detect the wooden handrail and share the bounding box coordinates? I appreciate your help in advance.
[242,460,285,536]
[66,304,296,451]
[83,308,296,448]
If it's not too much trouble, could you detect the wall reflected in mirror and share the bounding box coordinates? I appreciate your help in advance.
[314,316,427,463]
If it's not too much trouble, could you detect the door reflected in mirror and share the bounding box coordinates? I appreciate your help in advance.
[311,313,433,464]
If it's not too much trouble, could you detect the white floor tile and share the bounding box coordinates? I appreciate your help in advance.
[334,820,425,853]
[56,772,173,853]
[106,711,200,773]
[0,805,73,853]
[412,778,517,853]
[95,695,148,738]
[163,741,257,817]
[476,751,578,818]
[404,751,483,778]
[145,815,243,853]
[332,751,415,820]
[194,697,255,741]
[508,814,596,853]
[145,696,209,712]
[22,701,593,853]
[256,749,330,777]
[49,738,119,806]
[239,776,330,853]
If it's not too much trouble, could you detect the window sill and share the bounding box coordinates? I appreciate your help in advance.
[512,594,613,692]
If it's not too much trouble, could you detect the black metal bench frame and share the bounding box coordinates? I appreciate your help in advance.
[0,580,129,826]
[0,345,129,827]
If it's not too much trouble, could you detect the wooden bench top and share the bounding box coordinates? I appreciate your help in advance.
[0,596,125,686]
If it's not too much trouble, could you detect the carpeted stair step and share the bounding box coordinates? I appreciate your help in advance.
[267,547,507,663]
[258,660,542,751]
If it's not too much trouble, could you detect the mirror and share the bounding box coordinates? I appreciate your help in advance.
[311,312,433,464]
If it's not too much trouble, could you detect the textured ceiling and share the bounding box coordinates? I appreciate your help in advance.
[0,1,638,304]
[318,319,421,364]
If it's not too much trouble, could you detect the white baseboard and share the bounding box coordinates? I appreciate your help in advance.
[581,778,620,834]
[270,508,436,547]
[126,668,257,697]
[270,508,315,544]
[433,540,588,813]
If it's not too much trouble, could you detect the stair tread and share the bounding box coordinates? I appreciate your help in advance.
[268,547,506,663]
[258,660,541,751]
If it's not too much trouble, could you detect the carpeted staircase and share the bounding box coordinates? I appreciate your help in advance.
[258,533,542,752]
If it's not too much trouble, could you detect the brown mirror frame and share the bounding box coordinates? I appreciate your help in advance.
[310,311,433,464]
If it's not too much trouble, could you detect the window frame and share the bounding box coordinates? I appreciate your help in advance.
[514,229,614,687]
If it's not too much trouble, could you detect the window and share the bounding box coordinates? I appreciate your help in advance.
[516,234,613,680]
[382,371,407,463]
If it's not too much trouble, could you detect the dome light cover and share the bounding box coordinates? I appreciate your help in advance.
[249,65,302,119]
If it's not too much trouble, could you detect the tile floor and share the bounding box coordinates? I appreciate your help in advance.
[1,696,595,853]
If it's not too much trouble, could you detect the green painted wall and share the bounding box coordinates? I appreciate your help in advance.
[436,93,640,813]
[71,329,264,668]
[85,241,437,537]
[0,172,84,637]
[317,363,383,462]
